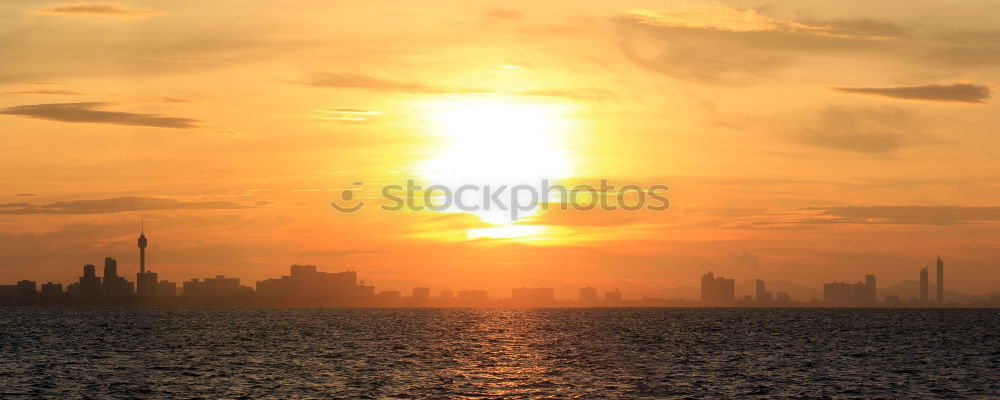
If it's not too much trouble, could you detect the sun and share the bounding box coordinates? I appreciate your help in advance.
[417,96,579,231]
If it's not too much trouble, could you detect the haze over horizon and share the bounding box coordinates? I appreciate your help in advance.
[2,0,1000,299]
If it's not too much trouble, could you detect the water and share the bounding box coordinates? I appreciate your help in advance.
[1,308,997,399]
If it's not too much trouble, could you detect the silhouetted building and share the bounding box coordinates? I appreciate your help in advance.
[865,274,877,304]
[40,282,63,302]
[936,256,944,304]
[605,289,622,304]
[776,291,791,304]
[920,266,929,303]
[579,287,598,304]
[102,257,133,298]
[512,287,555,306]
[158,280,177,297]
[412,287,430,304]
[375,290,402,305]
[823,275,876,307]
[79,264,102,302]
[184,275,252,299]
[137,272,158,298]
[255,264,374,305]
[15,280,37,305]
[701,271,735,305]
[755,279,774,305]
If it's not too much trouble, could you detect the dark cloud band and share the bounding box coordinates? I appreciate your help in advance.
[0,102,201,129]
[833,83,991,103]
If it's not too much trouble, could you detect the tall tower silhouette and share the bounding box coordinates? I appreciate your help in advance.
[136,213,158,298]
[138,216,148,274]
[936,255,944,304]
[919,266,928,303]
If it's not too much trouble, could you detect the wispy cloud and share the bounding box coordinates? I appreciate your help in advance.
[485,8,522,20]
[33,2,165,18]
[832,83,991,104]
[308,107,380,122]
[0,102,201,129]
[799,206,1000,225]
[615,5,900,84]
[0,197,265,215]
[303,72,433,92]
[6,89,83,96]
[794,106,922,154]
[627,6,897,39]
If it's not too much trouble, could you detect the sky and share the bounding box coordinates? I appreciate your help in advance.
[1,0,999,299]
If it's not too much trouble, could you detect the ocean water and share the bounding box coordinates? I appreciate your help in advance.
[0,308,998,399]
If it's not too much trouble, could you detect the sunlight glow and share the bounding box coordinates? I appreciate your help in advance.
[418,96,579,238]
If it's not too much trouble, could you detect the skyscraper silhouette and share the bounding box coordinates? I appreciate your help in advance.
[104,257,117,279]
[936,255,944,304]
[919,266,928,303]
[865,274,877,304]
[701,271,735,306]
[79,264,102,301]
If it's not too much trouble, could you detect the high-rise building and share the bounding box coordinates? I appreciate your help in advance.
[919,267,929,303]
[579,287,598,304]
[605,289,622,303]
[756,279,775,305]
[865,274,877,305]
[701,271,735,306]
[412,287,430,302]
[823,275,877,306]
[936,256,944,304]
[104,257,118,279]
[79,264,102,301]
[102,257,132,298]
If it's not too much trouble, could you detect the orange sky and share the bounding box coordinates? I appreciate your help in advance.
[2,0,999,299]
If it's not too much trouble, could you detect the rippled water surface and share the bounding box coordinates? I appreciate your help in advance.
[1,308,998,398]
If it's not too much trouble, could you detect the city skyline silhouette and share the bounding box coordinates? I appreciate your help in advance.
[2,225,997,307]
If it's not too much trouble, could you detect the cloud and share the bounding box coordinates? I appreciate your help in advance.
[485,8,522,20]
[628,6,896,39]
[832,83,991,104]
[800,206,1000,225]
[614,5,899,84]
[34,2,165,18]
[302,71,601,100]
[14,193,37,197]
[6,89,83,95]
[0,197,263,215]
[303,72,432,92]
[308,107,380,122]
[794,106,920,154]
[0,102,202,129]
